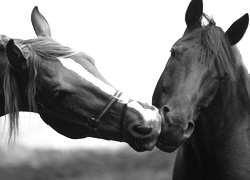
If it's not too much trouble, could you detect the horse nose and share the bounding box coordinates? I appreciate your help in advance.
[160,105,195,138]
[183,121,195,139]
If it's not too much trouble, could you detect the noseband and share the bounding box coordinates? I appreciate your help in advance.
[87,90,123,129]
[37,90,131,140]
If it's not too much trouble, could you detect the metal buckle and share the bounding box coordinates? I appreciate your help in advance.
[87,117,99,129]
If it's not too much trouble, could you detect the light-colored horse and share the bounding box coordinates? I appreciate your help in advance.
[0,7,162,152]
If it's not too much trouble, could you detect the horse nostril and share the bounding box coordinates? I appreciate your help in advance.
[132,126,152,135]
[162,105,170,114]
[183,121,195,139]
[160,105,173,125]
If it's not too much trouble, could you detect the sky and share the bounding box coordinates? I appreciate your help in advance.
[0,0,249,150]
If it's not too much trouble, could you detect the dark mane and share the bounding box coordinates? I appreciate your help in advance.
[191,14,250,114]
[3,36,80,140]
[200,14,238,82]
[182,14,250,119]
[184,14,248,84]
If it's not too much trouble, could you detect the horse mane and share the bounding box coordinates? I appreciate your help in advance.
[191,14,250,114]
[3,36,80,141]
[188,14,238,82]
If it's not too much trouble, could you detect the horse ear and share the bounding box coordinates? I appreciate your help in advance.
[225,13,249,46]
[6,39,27,71]
[185,0,203,28]
[31,6,51,37]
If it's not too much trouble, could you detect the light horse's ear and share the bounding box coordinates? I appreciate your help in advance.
[31,6,51,37]
[225,13,249,46]
[185,0,203,29]
[6,39,27,72]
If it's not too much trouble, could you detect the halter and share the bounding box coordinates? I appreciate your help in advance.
[37,90,129,139]
[87,90,123,129]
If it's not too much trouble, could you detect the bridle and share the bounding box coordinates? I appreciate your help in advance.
[87,90,123,129]
[37,90,131,140]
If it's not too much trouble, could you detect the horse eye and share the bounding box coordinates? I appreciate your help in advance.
[53,90,70,99]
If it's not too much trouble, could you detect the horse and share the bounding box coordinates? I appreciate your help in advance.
[0,6,163,152]
[152,0,250,179]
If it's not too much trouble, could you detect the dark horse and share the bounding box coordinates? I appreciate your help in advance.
[153,0,250,179]
[0,7,163,152]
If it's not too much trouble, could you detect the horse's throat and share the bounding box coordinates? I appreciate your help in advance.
[187,87,250,178]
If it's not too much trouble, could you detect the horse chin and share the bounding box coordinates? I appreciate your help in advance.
[125,133,158,152]
[155,129,186,152]
[129,141,156,152]
[156,138,180,152]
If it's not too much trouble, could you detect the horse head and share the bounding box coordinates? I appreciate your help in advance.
[1,7,162,152]
[153,0,249,152]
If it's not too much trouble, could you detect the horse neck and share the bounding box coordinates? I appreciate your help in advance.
[179,74,250,179]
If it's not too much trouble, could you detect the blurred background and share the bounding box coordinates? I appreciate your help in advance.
[0,0,249,179]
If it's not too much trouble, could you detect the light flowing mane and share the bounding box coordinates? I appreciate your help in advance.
[3,36,79,140]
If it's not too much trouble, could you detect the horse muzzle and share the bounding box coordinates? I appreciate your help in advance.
[156,105,195,152]
[123,101,162,152]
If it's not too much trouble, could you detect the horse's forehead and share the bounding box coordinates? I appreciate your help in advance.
[58,58,116,95]
[175,36,198,49]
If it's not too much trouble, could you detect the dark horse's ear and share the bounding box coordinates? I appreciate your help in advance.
[6,39,27,71]
[185,0,203,29]
[31,6,51,37]
[225,13,249,46]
